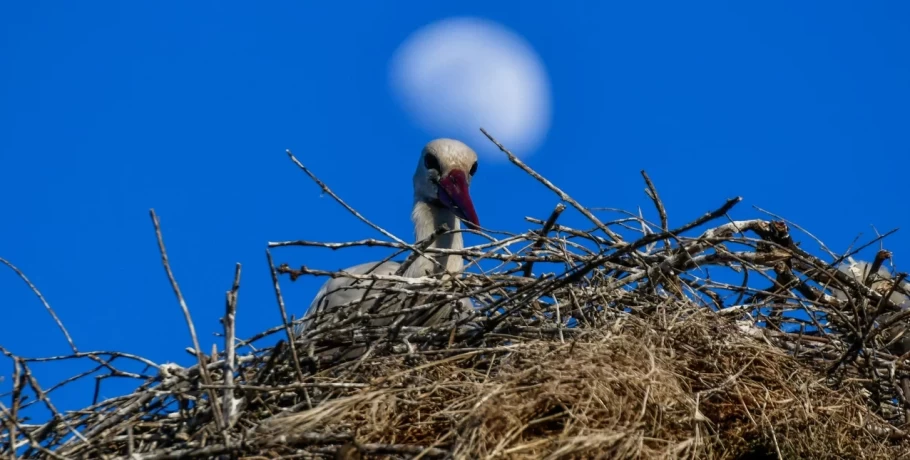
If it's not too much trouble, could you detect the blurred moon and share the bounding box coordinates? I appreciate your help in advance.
[389,17,552,158]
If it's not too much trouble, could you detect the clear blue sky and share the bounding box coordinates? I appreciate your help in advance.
[2,1,909,416]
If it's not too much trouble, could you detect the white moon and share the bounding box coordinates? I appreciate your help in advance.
[389,17,552,158]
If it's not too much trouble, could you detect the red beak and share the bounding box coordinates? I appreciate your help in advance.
[437,169,479,228]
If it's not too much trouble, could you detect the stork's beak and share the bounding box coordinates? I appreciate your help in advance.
[437,169,480,228]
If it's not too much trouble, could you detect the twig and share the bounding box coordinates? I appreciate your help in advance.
[522,203,566,278]
[148,209,225,432]
[0,257,78,353]
[285,149,405,245]
[0,400,64,460]
[480,128,624,244]
[222,263,241,429]
[640,170,668,233]
[640,170,671,249]
[266,249,306,384]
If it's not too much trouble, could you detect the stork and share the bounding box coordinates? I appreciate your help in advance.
[832,257,910,355]
[833,258,910,308]
[296,138,481,358]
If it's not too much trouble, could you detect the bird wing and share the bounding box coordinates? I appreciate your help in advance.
[295,261,477,361]
[296,260,401,336]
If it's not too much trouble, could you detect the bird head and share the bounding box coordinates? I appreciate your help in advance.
[413,138,480,228]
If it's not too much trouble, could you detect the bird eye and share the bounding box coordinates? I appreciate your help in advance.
[469,161,478,176]
[424,153,441,172]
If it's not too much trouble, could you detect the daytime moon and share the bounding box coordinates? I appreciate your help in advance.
[389,17,552,158]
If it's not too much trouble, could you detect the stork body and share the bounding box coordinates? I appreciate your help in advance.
[833,258,910,355]
[296,139,481,358]
[833,258,910,308]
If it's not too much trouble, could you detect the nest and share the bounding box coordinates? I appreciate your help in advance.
[3,134,910,459]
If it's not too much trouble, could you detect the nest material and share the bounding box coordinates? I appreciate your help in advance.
[3,138,910,459]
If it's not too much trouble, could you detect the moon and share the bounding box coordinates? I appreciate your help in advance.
[389,17,552,158]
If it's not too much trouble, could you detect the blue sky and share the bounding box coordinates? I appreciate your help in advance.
[2,1,909,417]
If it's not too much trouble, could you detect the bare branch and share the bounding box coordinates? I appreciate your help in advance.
[0,257,78,353]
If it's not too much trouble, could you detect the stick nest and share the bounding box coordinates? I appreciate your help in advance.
[3,139,910,459]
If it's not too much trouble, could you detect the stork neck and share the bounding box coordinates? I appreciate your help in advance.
[409,200,464,277]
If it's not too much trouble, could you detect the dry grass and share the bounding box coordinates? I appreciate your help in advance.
[253,309,906,460]
[3,134,910,459]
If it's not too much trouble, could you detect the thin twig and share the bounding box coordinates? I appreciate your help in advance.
[266,249,306,383]
[148,209,225,431]
[0,257,78,353]
[285,149,405,245]
[480,128,624,244]
[640,169,670,250]
[523,203,566,278]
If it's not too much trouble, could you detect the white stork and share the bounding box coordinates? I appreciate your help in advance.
[833,258,910,308]
[832,257,910,355]
[296,138,481,357]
